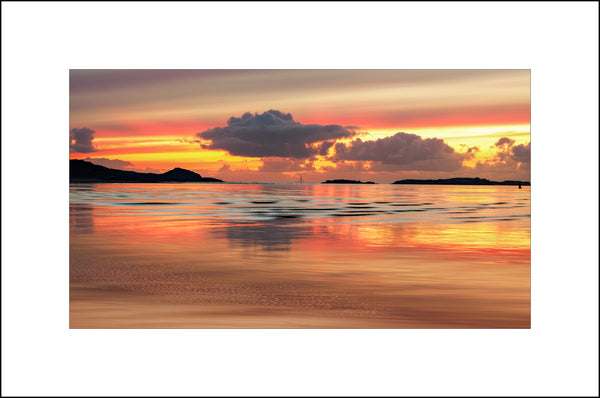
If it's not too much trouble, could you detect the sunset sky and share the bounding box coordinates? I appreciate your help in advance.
[70,69,530,182]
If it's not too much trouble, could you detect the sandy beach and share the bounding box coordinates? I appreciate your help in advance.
[70,183,530,329]
[70,242,530,329]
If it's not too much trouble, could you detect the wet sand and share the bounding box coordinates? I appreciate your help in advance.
[70,247,530,328]
[70,183,530,328]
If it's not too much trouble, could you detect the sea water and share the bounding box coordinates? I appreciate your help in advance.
[70,183,530,328]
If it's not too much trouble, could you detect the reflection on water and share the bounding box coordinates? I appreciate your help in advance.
[69,203,95,233]
[218,220,313,251]
[70,183,530,328]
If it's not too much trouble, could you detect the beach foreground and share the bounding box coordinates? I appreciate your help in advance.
[70,183,530,328]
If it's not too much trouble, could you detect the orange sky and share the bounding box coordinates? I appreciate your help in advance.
[70,69,530,182]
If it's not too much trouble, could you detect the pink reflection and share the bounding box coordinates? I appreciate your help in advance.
[70,183,530,328]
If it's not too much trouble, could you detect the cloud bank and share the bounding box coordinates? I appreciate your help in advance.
[333,132,466,171]
[464,137,531,181]
[70,127,97,153]
[259,157,315,172]
[197,110,356,159]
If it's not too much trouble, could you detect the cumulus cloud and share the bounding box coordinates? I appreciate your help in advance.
[495,137,516,147]
[461,145,480,160]
[511,142,531,163]
[84,157,134,170]
[492,137,530,164]
[333,132,466,171]
[70,127,97,153]
[318,140,335,156]
[465,137,531,181]
[197,110,356,159]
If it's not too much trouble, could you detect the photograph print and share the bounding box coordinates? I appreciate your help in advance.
[69,69,531,328]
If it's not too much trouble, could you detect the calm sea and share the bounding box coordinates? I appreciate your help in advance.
[70,183,530,328]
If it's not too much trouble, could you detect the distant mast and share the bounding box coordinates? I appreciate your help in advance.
[299,175,303,183]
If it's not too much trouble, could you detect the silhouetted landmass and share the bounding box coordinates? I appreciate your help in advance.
[392,177,530,186]
[322,179,376,184]
[70,159,223,183]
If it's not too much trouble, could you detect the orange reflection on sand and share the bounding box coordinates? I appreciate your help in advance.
[304,219,528,254]
[70,183,530,328]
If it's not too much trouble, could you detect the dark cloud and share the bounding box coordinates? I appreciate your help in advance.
[495,137,516,147]
[511,142,531,163]
[197,110,356,159]
[84,157,134,170]
[464,146,480,160]
[318,141,335,156]
[457,144,480,161]
[333,132,466,171]
[70,127,97,153]
[492,137,530,164]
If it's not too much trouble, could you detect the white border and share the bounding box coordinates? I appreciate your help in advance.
[2,2,598,396]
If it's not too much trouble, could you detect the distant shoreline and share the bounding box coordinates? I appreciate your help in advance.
[393,177,530,186]
[70,180,531,186]
[70,160,530,186]
[70,159,223,183]
[70,179,224,183]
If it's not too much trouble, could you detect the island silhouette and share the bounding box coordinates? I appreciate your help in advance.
[70,159,223,183]
[321,177,529,185]
[393,177,530,186]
